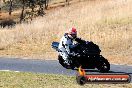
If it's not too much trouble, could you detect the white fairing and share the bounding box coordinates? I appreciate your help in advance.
[58,34,73,60]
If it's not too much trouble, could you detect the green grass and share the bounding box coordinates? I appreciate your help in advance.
[0,71,131,88]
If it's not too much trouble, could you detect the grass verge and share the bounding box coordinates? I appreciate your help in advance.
[0,71,132,88]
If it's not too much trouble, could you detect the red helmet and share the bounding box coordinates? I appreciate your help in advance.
[67,27,77,39]
[68,27,77,35]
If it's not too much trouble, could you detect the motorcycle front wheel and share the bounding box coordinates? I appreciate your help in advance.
[58,55,75,69]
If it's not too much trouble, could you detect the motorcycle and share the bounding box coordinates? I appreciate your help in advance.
[51,38,110,73]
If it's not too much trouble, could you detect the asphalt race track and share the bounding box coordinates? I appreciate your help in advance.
[0,57,131,82]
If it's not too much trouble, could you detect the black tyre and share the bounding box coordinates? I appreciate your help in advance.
[58,55,75,69]
[97,56,110,73]
[76,76,87,85]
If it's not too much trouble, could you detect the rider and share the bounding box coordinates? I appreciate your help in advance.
[58,27,79,65]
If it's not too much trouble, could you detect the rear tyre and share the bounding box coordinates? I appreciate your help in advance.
[97,56,110,73]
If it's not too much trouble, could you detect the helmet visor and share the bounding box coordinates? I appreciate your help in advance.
[70,34,77,39]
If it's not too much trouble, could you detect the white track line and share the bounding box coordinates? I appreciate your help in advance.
[0,70,20,72]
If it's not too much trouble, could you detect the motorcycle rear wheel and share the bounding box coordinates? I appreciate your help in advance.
[96,55,110,73]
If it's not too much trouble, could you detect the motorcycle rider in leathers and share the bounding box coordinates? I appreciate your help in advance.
[58,27,84,65]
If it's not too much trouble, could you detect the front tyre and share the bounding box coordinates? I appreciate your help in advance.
[58,55,75,69]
